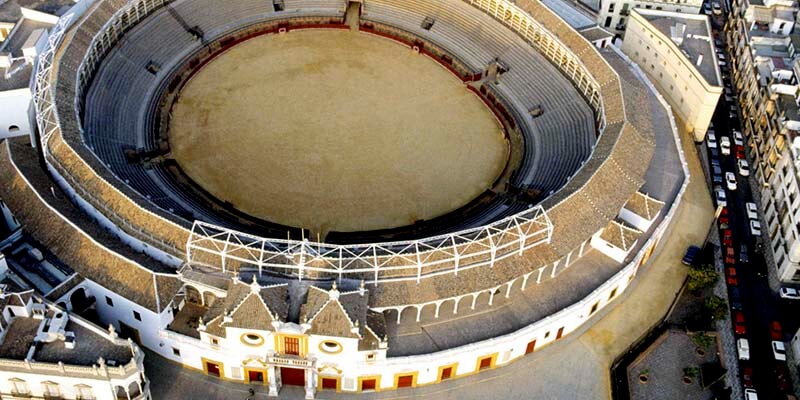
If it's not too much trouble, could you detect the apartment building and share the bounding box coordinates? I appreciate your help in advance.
[622,9,723,140]
[598,0,703,34]
[725,0,800,282]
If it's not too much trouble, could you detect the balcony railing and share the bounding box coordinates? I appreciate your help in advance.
[266,354,315,369]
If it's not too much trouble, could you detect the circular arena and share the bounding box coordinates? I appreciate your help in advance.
[0,0,686,396]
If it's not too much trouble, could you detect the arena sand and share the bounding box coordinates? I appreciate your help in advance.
[169,29,508,234]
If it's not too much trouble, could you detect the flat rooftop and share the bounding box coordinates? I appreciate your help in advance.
[635,9,722,87]
[540,0,596,29]
[0,16,54,91]
[0,310,133,366]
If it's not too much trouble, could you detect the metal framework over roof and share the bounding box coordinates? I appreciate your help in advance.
[187,206,552,284]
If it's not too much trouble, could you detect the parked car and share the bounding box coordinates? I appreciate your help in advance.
[750,220,762,236]
[772,340,787,361]
[733,131,744,146]
[726,172,737,190]
[719,207,730,227]
[775,364,790,392]
[726,247,736,263]
[729,111,737,119]
[726,266,738,284]
[722,229,733,246]
[715,186,727,207]
[707,132,718,148]
[735,146,745,160]
[779,287,800,299]
[729,286,743,310]
[713,2,722,15]
[738,159,750,176]
[734,311,746,335]
[744,388,758,400]
[721,136,731,155]
[711,147,721,159]
[742,366,754,388]
[718,52,726,61]
[771,321,783,340]
[738,338,750,360]
[745,202,759,220]
[713,166,723,183]
[682,245,701,266]
[711,158,721,168]
[739,244,749,263]
[715,39,723,47]
[703,3,712,14]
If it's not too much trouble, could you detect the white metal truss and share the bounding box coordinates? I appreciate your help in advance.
[33,13,73,156]
[187,206,553,284]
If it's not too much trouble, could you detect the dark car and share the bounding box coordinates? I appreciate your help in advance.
[734,311,746,335]
[739,244,749,263]
[729,287,743,310]
[682,246,701,266]
[726,266,738,285]
[775,364,790,392]
[742,366,753,388]
[719,207,729,227]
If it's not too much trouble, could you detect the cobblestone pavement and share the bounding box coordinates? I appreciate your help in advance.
[627,329,719,400]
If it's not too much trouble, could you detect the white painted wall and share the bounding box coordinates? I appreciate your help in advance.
[0,89,32,140]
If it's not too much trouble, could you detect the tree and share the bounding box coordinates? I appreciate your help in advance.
[692,332,715,349]
[703,295,728,321]
[683,366,700,378]
[687,263,718,291]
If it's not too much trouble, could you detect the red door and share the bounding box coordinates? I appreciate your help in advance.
[525,340,536,354]
[248,370,264,383]
[321,378,338,390]
[206,362,221,377]
[440,367,453,380]
[281,367,305,386]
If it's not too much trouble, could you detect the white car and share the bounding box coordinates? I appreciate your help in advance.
[720,136,731,155]
[737,159,750,176]
[713,2,722,14]
[725,172,737,190]
[707,132,718,148]
[750,220,762,236]
[745,202,758,220]
[714,186,727,207]
[717,52,726,61]
[780,287,800,299]
[772,340,787,361]
[733,131,744,146]
[744,388,758,400]
[737,338,750,360]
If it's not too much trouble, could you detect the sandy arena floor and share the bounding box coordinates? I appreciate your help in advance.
[169,30,508,234]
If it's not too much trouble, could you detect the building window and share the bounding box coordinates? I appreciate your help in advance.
[8,125,19,133]
[41,381,60,397]
[604,16,612,27]
[241,333,265,347]
[172,347,181,357]
[319,340,343,354]
[590,302,600,315]
[105,296,113,307]
[133,310,141,321]
[284,336,300,355]
[477,355,494,370]
[608,2,615,12]
[525,339,536,354]
[210,337,219,345]
[9,379,28,395]
[609,287,618,299]
[74,384,93,400]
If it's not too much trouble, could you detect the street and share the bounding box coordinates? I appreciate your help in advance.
[703,7,800,398]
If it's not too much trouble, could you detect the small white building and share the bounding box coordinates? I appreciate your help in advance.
[622,9,723,141]
[0,286,150,400]
[0,8,58,142]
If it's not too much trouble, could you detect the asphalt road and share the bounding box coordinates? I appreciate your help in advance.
[705,11,799,398]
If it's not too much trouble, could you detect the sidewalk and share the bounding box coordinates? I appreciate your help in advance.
[145,127,714,400]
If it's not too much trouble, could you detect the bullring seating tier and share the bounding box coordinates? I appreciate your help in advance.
[36,0,662,307]
[78,0,596,244]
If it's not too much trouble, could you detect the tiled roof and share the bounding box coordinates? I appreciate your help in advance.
[0,138,180,312]
[202,279,288,337]
[624,191,665,221]
[599,220,643,251]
